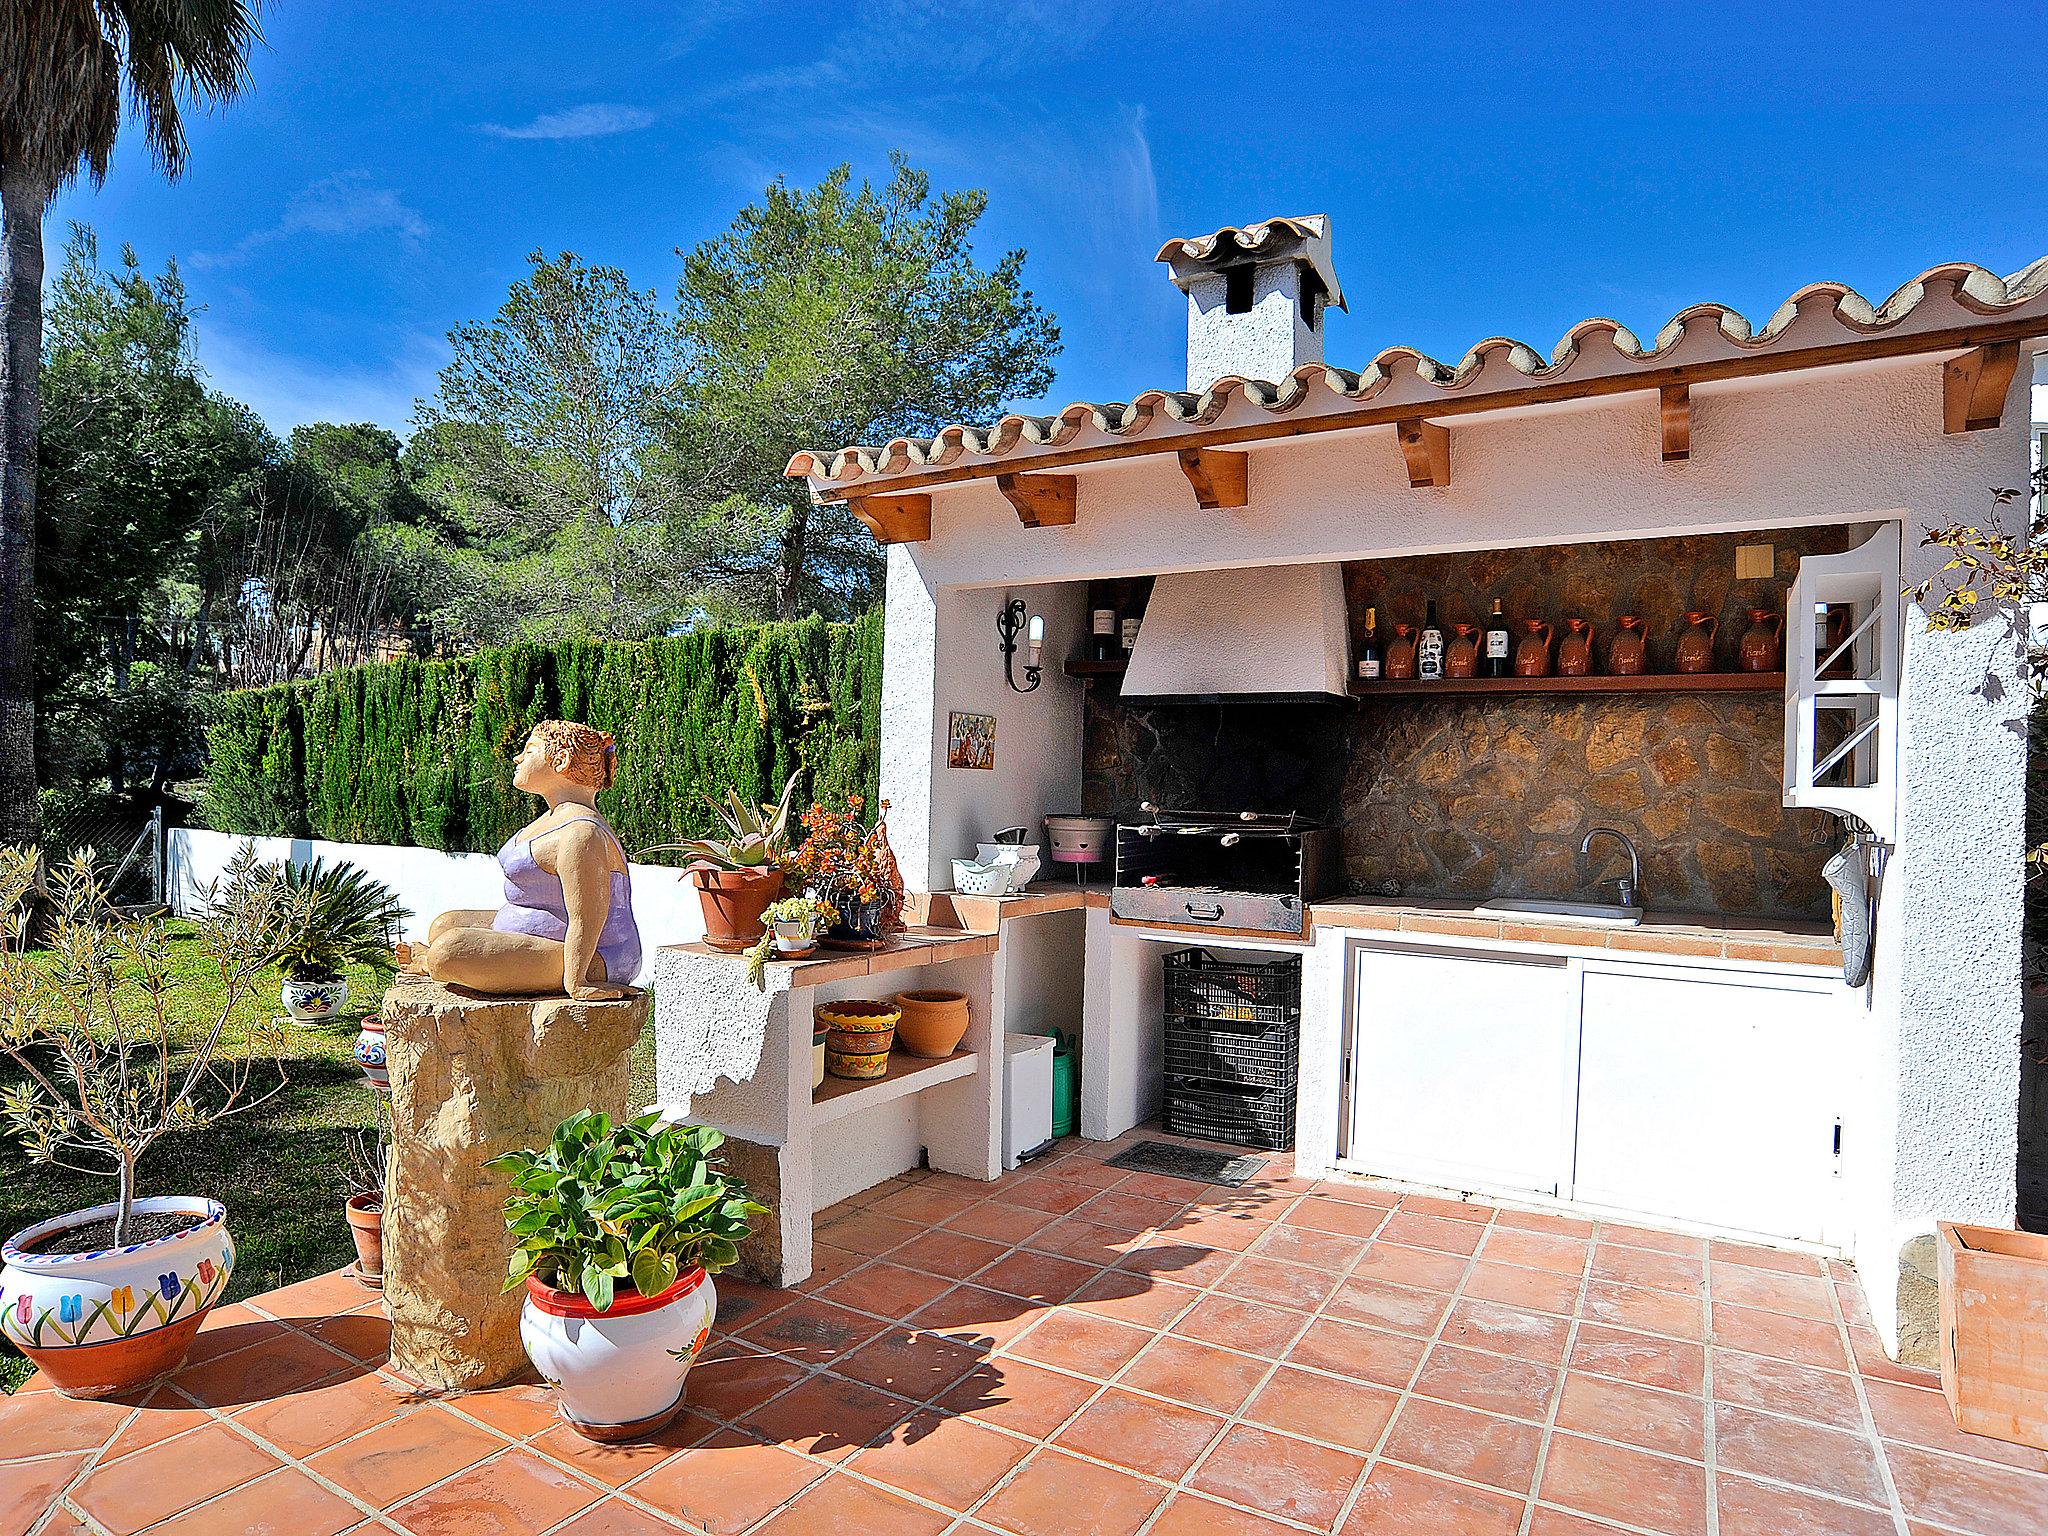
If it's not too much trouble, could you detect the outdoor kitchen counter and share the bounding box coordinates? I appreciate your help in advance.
[1309,896,1842,968]
[664,924,997,986]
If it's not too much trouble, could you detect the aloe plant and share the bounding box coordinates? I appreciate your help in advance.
[641,770,801,875]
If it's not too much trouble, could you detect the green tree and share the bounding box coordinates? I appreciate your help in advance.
[1,0,264,841]
[411,252,694,642]
[36,229,271,798]
[675,157,1060,620]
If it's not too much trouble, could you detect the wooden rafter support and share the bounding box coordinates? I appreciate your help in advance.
[1943,341,2021,434]
[997,472,1078,528]
[1660,384,1691,462]
[846,492,931,544]
[1176,447,1249,510]
[1395,418,1450,489]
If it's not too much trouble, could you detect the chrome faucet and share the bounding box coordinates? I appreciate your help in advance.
[1580,827,1642,910]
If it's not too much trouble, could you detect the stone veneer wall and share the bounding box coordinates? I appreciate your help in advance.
[1082,525,1869,921]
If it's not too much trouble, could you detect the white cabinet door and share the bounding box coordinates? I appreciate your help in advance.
[1345,944,1578,1197]
[1575,965,1843,1243]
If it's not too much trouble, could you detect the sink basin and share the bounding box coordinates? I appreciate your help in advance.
[1473,897,1644,927]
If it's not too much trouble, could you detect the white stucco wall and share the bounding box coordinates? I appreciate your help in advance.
[879,551,1088,891]
[884,348,2036,1352]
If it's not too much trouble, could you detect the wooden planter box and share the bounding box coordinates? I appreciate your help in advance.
[1939,1222,2048,1450]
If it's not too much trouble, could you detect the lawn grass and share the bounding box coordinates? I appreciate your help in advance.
[0,923,659,1392]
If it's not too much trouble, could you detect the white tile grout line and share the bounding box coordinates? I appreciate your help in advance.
[1702,1238,1720,1536]
[1827,1258,1915,1536]
[1514,1212,1597,1536]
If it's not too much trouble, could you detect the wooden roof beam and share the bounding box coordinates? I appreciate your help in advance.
[846,492,931,544]
[1943,341,2020,433]
[1396,418,1450,489]
[997,472,1077,528]
[1660,384,1691,462]
[1176,447,1249,510]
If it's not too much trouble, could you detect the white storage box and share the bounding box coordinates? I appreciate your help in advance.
[1004,1033,1056,1167]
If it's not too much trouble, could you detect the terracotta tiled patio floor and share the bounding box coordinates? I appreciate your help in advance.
[7,1129,2048,1535]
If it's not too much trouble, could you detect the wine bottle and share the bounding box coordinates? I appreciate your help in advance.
[1483,598,1512,678]
[1357,606,1382,682]
[1418,599,1445,682]
[1090,605,1119,663]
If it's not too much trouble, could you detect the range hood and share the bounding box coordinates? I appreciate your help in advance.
[1121,564,1351,700]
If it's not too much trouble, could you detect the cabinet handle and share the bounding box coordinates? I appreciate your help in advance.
[1184,902,1225,922]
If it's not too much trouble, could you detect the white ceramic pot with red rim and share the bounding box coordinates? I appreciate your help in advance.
[521,1267,717,1441]
[0,1196,235,1399]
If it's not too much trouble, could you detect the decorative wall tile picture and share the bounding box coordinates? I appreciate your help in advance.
[947,710,996,770]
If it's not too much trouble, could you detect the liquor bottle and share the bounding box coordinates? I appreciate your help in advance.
[1418,599,1445,682]
[1090,604,1119,663]
[1356,606,1382,682]
[1120,614,1141,655]
[1482,598,1512,678]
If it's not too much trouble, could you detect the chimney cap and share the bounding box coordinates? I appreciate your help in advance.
[1155,214,1345,311]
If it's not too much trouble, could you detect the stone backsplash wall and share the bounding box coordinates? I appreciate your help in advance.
[1081,525,1867,921]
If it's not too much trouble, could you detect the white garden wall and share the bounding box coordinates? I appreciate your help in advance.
[168,827,706,987]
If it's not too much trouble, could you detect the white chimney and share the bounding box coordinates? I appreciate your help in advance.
[1155,215,1345,393]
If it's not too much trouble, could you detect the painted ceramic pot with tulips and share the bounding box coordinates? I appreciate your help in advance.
[493,1110,765,1442]
[0,846,315,1396]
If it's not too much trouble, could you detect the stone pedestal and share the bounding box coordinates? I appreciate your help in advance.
[380,974,649,1392]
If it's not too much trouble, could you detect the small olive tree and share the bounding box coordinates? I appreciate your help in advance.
[0,844,311,1243]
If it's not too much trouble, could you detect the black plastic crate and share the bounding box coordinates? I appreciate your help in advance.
[1162,948,1302,1026]
[1164,1013,1299,1090]
[1164,1079,1297,1151]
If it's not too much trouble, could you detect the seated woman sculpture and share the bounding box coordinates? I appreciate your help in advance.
[405,721,642,998]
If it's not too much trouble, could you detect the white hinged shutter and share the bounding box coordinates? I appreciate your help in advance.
[1782,524,1902,842]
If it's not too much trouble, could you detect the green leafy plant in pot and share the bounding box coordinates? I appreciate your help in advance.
[743,895,839,989]
[641,771,799,953]
[0,845,311,1398]
[269,858,408,1022]
[491,1110,766,1441]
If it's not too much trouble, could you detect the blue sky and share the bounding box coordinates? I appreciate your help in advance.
[50,0,2048,439]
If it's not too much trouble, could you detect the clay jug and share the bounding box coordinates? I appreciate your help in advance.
[1818,604,1852,678]
[1608,614,1647,675]
[1556,617,1594,677]
[1675,611,1719,674]
[1739,608,1784,672]
[1513,619,1555,678]
[1445,624,1479,679]
[1386,623,1419,680]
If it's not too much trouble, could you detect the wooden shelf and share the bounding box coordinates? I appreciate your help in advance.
[1064,657,1129,677]
[1350,672,1784,699]
[813,1049,978,1124]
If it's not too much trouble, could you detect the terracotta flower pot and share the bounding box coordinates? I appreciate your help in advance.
[1939,1221,2048,1450]
[522,1268,717,1442]
[893,990,971,1059]
[345,1194,384,1286]
[692,867,785,953]
[0,1197,234,1399]
[816,999,899,1079]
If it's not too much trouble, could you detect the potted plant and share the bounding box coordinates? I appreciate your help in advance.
[0,845,309,1398]
[272,858,408,1022]
[342,1121,388,1288]
[785,794,903,949]
[491,1110,765,1442]
[643,772,799,953]
[742,895,838,989]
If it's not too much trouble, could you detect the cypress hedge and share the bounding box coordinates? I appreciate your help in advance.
[197,610,886,857]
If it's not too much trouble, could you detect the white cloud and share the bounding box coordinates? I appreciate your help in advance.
[482,104,656,141]
[191,174,427,269]
[196,325,450,437]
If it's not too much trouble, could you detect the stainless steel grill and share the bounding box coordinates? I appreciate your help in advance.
[1111,803,1337,935]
